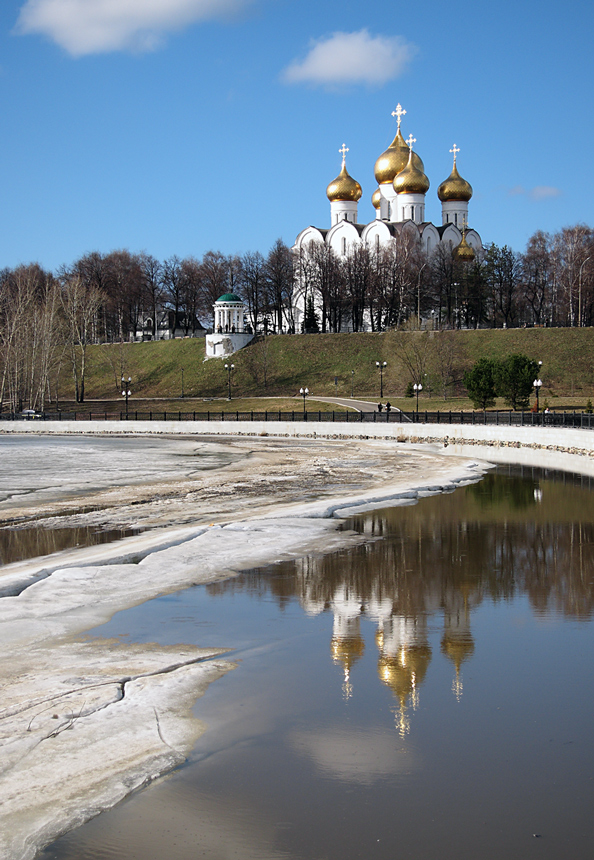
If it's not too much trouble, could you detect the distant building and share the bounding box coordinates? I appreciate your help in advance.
[292,104,483,332]
[205,292,254,357]
[135,309,207,342]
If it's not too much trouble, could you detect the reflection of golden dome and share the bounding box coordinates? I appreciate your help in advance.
[327,163,362,202]
[452,232,475,262]
[372,188,382,210]
[331,634,365,671]
[374,129,424,185]
[377,645,431,702]
[438,163,473,202]
[393,151,430,195]
[441,634,475,670]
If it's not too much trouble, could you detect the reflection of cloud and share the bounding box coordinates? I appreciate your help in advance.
[282,30,416,87]
[291,728,416,784]
[14,0,250,56]
[508,184,561,201]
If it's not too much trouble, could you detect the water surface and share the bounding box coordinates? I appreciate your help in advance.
[40,467,594,860]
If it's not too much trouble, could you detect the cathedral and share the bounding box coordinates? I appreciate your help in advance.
[292,104,483,332]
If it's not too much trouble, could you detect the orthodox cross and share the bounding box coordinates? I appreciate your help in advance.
[339,143,349,166]
[450,143,460,164]
[406,134,416,152]
[392,104,406,130]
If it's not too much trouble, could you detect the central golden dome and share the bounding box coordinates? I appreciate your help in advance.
[438,163,473,202]
[374,129,424,185]
[393,151,430,195]
[326,163,362,202]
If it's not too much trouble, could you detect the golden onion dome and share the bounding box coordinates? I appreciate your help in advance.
[441,634,475,669]
[438,162,473,202]
[331,633,365,670]
[452,232,475,262]
[377,645,431,701]
[374,128,424,185]
[372,187,382,210]
[326,163,362,203]
[393,150,430,195]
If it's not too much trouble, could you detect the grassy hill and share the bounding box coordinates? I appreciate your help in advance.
[68,328,594,409]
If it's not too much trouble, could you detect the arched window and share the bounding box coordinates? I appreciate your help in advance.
[342,237,347,255]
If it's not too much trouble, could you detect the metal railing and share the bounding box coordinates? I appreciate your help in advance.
[2,409,594,429]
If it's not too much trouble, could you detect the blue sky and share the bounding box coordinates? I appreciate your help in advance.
[0,0,592,271]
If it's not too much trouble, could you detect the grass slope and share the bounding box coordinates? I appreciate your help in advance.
[71,328,594,407]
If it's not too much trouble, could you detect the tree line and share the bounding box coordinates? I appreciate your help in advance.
[0,241,293,410]
[296,224,594,333]
[1,223,593,412]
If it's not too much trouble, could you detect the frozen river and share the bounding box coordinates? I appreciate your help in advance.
[39,465,594,860]
[2,434,593,859]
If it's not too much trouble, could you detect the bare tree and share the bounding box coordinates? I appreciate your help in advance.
[61,275,104,402]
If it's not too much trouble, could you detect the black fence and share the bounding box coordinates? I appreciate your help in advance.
[3,409,594,429]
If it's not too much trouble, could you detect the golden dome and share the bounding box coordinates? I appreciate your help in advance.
[441,634,475,669]
[393,150,430,195]
[372,188,382,210]
[377,645,431,701]
[331,633,365,670]
[374,128,424,185]
[452,232,475,262]
[326,163,362,202]
[438,162,473,202]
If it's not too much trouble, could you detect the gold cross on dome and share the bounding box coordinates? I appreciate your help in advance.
[339,143,349,165]
[392,103,406,130]
[450,143,460,164]
[406,134,416,151]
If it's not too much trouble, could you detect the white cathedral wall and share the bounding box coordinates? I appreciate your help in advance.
[441,200,469,228]
[397,193,426,224]
[330,200,358,226]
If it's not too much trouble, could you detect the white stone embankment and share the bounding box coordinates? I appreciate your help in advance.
[3,419,594,476]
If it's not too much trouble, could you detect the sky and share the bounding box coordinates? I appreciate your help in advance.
[0,0,593,272]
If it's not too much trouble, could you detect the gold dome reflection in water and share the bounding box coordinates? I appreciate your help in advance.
[215,473,594,734]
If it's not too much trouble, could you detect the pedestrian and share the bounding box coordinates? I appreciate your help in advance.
[385,401,392,414]
[377,402,383,412]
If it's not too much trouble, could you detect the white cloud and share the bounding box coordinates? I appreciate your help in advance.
[14,0,250,56]
[282,29,416,87]
[508,184,561,201]
[530,185,562,201]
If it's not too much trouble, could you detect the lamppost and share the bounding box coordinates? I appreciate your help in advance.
[299,387,309,416]
[413,382,423,416]
[376,361,387,398]
[121,376,131,418]
[533,377,542,411]
[224,363,234,400]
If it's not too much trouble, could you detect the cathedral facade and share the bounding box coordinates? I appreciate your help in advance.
[292,105,483,332]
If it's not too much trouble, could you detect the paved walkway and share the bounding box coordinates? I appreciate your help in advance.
[312,396,411,420]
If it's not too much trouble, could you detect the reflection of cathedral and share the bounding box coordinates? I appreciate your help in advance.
[297,559,478,736]
[292,104,484,332]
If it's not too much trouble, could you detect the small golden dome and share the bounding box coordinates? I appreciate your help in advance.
[438,163,473,202]
[372,188,382,210]
[374,129,424,185]
[452,232,475,262]
[441,634,475,669]
[393,150,430,195]
[326,163,362,203]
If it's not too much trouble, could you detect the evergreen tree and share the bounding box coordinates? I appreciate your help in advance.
[463,358,498,409]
